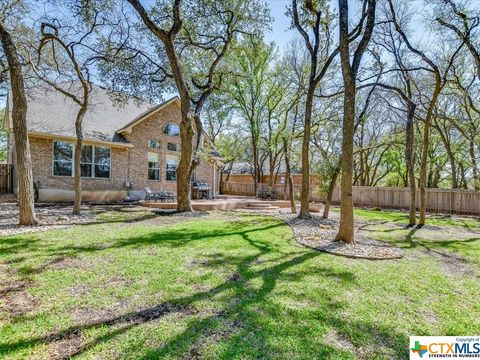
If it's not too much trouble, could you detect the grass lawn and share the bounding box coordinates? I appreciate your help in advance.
[0,208,479,359]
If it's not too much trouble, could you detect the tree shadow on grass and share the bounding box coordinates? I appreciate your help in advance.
[0,215,410,359]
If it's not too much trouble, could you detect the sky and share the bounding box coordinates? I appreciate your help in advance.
[265,0,294,50]
[0,0,430,110]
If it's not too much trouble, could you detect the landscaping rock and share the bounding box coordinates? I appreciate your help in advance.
[275,212,405,260]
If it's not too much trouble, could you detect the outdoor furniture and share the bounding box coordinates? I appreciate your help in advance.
[144,187,177,202]
[258,188,278,200]
[192,181,210,199]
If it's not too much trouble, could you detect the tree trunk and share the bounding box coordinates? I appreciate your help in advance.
[435,122,457,189]
[405,102,416,226]
[469,138,479,190]
[252,140,259,196]
[299,86,314,219]
[323,164,340,219]
[177,112,195,212]
[335,0,375,243]
[73,106,87,214]
[268,162,274,188]
[335,76,356,243]
[283,138,296,214]
[0,21,37,225]
[418,82,441,225]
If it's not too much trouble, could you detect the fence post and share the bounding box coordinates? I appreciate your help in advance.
[450,189,454,215]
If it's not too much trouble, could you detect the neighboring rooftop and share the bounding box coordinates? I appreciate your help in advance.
[225,161,301,175]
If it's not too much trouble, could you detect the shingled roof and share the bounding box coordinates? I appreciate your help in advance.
[5,83,171,145]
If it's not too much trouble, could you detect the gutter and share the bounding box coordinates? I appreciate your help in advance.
[28,132,134,149]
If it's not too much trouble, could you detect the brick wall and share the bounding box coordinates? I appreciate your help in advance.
[27,101,218,200]
[30,136,129,191]
[122,102,216,193]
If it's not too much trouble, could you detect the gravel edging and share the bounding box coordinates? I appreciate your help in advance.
[275,212,405,260]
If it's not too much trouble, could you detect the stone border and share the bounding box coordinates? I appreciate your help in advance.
[275,212,405,260]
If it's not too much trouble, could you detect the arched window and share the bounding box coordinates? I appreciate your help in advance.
[163,123,180,136]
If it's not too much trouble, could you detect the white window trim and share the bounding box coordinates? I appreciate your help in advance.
[165,154,179,182]
[147,152,161,181]
[163,123,180,137]
[51,141,74,178]
[148,139,161,149]
[167,142,180,152]
[52,141,112,179]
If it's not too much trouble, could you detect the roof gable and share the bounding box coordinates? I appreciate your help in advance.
[117,96,181,135]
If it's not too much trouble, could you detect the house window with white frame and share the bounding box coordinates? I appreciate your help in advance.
[163,123,180,136]
[167,142,179,152]
[166,154,179,181]
[148,152,160,180]
[53,141,73,176]
[148,139,160,149]
[52,141,111,178]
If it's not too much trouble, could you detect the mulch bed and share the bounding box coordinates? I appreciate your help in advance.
[276,211,405,260]
[0,204,97,237]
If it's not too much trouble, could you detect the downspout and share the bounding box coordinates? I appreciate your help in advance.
[213,162,216,199]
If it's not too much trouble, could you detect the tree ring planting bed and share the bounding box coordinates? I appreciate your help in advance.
[276,213,404,260]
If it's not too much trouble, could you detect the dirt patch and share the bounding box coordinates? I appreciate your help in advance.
[105,276,133,288]
[324,330,357,353]
[70,307,122,325]
[182,315,244,360]
[420,246,477,278]
[68,284,91,297]
[49,256,96,271]
[47,330,84,360]
[0,289,39,319]
[226,272,243,282]
[0,265,38,319]
[185,258,211,269]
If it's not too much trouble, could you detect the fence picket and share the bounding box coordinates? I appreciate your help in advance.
[220,182,480,215]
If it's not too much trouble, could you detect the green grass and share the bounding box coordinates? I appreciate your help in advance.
[351,207,480,229]
[0,208,479,359]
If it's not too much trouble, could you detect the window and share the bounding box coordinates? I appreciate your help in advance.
[166,155,179,181]
[54,141,111,178]
[53,141,73,176]
[94,146,111,178]
[167,142,179,152]
[148,152,160,180]
[148,139,160,149]
[81,145,93,177]
[163,123,180,136]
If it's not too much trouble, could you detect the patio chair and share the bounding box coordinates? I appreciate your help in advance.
[161,190,177,203]
[144,187,160,202]
[144,187,177,203]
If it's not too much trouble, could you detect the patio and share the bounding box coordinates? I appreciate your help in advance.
[140,195,294,211]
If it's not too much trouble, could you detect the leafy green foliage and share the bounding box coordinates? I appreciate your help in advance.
[98,0,271,104]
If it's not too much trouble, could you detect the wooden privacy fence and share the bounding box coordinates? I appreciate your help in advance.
[221,182,326,201]
[0,164,13,193]
[221,182,480,215]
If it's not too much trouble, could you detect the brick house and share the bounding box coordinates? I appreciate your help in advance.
[3,84,222,202]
